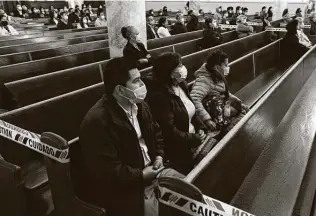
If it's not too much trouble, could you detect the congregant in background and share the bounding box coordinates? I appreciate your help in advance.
[309,12,316,35]
[282,9,293,25]
[95,11,107,27]
[242,7,249,16]
[267,7,273,21]
[14,3,24,18]
[295,8,303,18]
[49,10,59,25]
[146,15,159,39]
[0,14,19,36]
[57,12,70,30]
[157,17,171,38]
[260,6,267,19]
[171,13,187,35]
[227,6,234,18]
[214,6,223,24]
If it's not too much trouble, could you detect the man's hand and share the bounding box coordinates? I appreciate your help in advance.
[146,54,151,59]
[138,58,149,64]
[205,120,217,131]
[196,129,206,142]
[153,157,164,170]
[143,165,164,182]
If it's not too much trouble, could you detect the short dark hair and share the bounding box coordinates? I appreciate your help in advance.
[206,50,229,68]
[262,6,266,10]
[286,19,299,34]
[243,7,248,12]
[60,11,67,17]
[153,52,182,85]
[103,57,137,95]
[158,17,167,27]
[205,17,215,27]
[97,10,104,17]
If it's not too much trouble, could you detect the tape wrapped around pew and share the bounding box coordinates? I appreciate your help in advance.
[159,186,255,216]
[0,119,69,163]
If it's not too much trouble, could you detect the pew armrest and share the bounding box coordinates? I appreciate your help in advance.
[74,196,106,216]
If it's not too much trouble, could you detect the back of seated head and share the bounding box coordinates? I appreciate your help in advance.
[286,19,299,34]
[158,17,167,27]
[103,57,137,96]
[206,50,228,68]
[262,6,266,10]
[176,12,183,21]
[282,9,289,17]
[153,52,181,85]
[121,25,137,39]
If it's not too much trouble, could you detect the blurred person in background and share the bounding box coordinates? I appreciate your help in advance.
[157,17,171,38]
[171,13,187,35]
[49,10,59,25]
[146,15,159,39]
[77,14,89,29]
[57,12,70,30]
[0,14,19,36]
[95,11,107,27]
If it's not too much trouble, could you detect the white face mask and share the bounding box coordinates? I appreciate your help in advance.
[172,65,188,82]
[100,15,105,20]
[222,66,230,76]
[121,85,147,104]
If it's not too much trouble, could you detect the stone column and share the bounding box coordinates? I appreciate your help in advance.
[105,0,146,58]
[67,0,84,9]
[273,0,288,20]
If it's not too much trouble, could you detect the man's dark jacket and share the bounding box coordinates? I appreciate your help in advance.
[71,95,164,216]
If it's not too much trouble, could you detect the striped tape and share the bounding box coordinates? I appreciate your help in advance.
[158,186,255,216]
[280,23,311,28]
[219,24,237,29]
[265,28,288,32]
[0,120,69,163]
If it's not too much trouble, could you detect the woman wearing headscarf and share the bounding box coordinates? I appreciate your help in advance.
[280,20,310,67]
[147,52,216,174]
[122,26,151,70]
[199,17,223,49]
[190,50,248,139]
[236,15,254,38]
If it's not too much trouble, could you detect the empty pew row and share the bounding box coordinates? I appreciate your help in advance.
[6,31,268,107]
[0,29,108,47]
[0,33,109,56]
[185,46,316,215]
[0,32,274,216]
[0,29,205,67]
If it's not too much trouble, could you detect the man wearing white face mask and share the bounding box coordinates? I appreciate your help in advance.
[76,57,184,216]
[95,11,107,27]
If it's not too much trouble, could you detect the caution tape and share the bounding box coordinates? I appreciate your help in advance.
[280,23,311,28]
[0,120,69,163]
[265,28,288,32]
[246,22,263,26]
[219,24,237,29]
[159,186,255,216]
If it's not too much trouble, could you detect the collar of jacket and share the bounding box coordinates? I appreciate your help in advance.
[104,94,145,130]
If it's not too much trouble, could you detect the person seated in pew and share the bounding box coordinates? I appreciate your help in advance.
[199,9,205,17]
[280,20,310,67]
[95,11,107,27]
[221,10,230,24]
[260,6,267,20]
[14,3,24,18]
[170,13,187,35]
[227,6,234,18]
[0,14,18,36]
[162,6,168,16]
[230,6,242,25]
[282,9,293,25]
[30,7,40,19]
[122,26,152,70]
[186,14,202,32]
[214,6,223,24]
[296,17,313,48]
[77,14,89,29]
[63,6,69,14]
[157,17,171,38]
[75,57,184,216]
[39,7,46,18]
[190,50,248,139]
[81,4,87,13]
[48,10,59,25]
[267,6,273,21]
[68,8,80,27]
[242,7,249,16]
[146,15,159,39]
[199,17,223,49]
[236,15,254,38]
[57,12,70,30]
[21,5,29,18]
[148,9,154,17]
[309,12,316,35]
[147,52,216,174]
[295,8,303,18]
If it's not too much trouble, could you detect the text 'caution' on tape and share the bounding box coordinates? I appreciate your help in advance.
[158,186,255,216]
[0,120,69,163]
